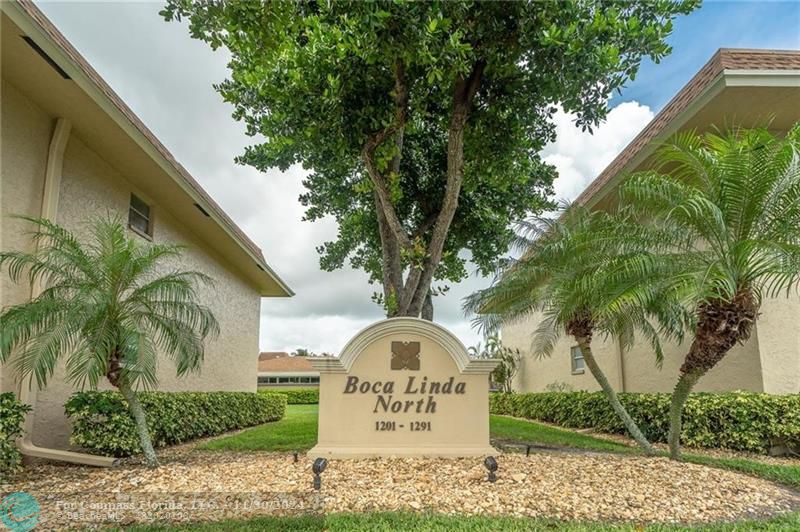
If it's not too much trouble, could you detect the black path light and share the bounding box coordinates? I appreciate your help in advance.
[483,456,498,483]
[293,451,299,464]
[312,457,328,490]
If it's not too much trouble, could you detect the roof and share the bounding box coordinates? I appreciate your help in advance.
[2,0,293,297]
[259,351,289,361]
[575,49,800,208]
[258,356,316,373]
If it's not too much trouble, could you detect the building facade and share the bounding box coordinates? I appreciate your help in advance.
[256,353,320,390]
[504,49,800,395]
[1,1,292,453]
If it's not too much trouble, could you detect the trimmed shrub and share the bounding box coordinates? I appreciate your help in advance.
[1,392,31,476]
[66,391,287,457]
[490,391,800,454]
[260,388,319,404]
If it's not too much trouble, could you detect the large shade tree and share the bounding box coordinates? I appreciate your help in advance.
[465,205,690,454]
[620,125,800,459]
[0,218,219,467]
[162,0,698,317]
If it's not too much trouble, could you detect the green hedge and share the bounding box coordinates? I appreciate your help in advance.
[260,388,319,404]
[66,391,286,457]
[0,392,31,476]
[490,391,800,454]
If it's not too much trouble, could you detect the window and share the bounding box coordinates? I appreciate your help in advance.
[257,375,320,386]
[570,346,585,374]
[128,194,152,237]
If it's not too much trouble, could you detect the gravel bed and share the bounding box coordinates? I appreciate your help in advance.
[3,448,798,530]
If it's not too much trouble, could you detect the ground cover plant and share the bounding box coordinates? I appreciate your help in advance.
[0,392,31,476]
[260,388,319,404]
[491,391,800,455]
[66,391,286,456]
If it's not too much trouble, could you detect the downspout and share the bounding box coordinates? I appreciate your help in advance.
[17,117,116,467]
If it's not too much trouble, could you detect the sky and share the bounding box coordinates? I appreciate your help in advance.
[36,1,800,355]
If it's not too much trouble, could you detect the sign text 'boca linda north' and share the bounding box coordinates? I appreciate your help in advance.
[343,375,467,414]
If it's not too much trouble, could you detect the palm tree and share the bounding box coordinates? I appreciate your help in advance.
[465,204,688,455]
[620,125,800,459]
[0,217,219,467]
[468,335,521,393]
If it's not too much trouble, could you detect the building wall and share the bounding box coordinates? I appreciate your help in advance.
[1,77,262,448]
[620,330,763,393]
[504,314,623,393]
[503,309,767,394]
[755,295,800,394]
[0,79,50,395]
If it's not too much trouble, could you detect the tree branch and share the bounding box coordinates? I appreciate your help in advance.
[406,59,486,316]
[362,58,412,250]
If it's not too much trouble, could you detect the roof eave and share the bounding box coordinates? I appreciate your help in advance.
[575,49,800,209]
[5,0,293,298]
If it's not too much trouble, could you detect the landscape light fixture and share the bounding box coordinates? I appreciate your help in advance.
[293,451,299,464]
[483,456,498,483]
[312,457,328,490]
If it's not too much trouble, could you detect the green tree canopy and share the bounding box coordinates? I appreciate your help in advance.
[162,0,698,317]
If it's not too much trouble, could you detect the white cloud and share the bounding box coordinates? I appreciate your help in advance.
[544,102,655,202]
[38,3,654,356]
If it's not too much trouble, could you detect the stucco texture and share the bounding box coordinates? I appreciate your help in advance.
[1,78,262,448]
[0,79,50,395]
[503,300,796,394]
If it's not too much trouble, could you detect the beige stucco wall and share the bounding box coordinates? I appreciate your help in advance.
[0,79,50,395]
[755,295,800,394]
[503,309,768,394]
[1,77,262,448]
[503,315,622,393]
[619,329,763,393]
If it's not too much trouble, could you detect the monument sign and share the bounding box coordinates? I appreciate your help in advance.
[309,318,499,458]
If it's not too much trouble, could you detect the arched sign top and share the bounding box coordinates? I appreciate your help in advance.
[310,317,498,375]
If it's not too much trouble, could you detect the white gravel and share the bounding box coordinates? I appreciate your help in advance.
[3,449,798,530]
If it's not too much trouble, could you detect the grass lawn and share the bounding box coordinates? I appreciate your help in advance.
[199,404,318,452]
[125,511,800,531]
[490,414,634,454]
[202,405,799,491]
[190,405,799,531]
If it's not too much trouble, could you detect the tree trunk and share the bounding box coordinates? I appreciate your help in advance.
[117,381,159,468]
[667,369,703,460]
[578,339,656,455]
[668,292,757,460]
[421,291,434,321]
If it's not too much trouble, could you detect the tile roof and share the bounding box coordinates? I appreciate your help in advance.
[258,356,316,373]
[575,49,800,206]
[258,351,289,361]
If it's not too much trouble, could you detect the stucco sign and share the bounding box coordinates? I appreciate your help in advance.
[309,318,499,458]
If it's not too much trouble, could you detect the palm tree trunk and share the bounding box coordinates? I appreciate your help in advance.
[578,341,656,455]
[117,381,159,468]
[668,369,703,461]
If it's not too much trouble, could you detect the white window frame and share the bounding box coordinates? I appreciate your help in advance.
[570,345,585,375]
